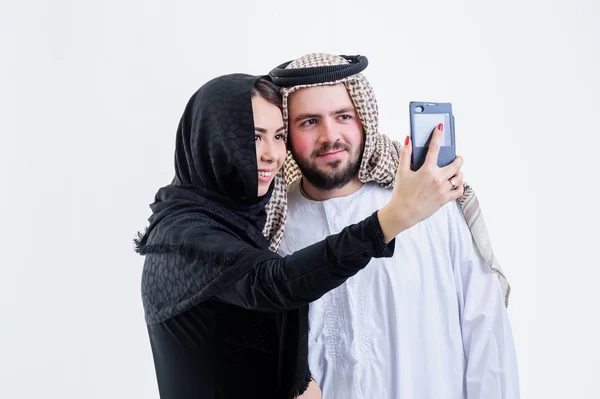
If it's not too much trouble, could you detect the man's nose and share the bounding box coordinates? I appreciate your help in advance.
[317,119,341,144]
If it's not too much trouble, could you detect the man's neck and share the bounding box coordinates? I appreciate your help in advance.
[300,176,364,201]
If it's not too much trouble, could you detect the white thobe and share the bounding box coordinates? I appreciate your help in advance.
[278,181,519,399]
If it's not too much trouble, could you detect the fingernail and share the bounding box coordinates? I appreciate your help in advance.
[405,135,410,145]
[438,123,443,131]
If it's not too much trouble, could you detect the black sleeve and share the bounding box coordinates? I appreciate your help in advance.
[215,212,395,311]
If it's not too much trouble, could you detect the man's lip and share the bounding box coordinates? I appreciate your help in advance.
[317,150,345,157]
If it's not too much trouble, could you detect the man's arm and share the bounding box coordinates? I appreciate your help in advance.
[449,201,520,399]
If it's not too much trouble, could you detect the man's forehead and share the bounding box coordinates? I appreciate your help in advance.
[288,83,354,112]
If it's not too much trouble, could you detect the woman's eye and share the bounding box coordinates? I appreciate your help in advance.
[255,135,261,141]
[275,134,285,140]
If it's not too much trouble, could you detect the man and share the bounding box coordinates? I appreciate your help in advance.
[270,54,519,398]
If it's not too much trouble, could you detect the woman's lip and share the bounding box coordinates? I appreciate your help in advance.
[258,170,274,183]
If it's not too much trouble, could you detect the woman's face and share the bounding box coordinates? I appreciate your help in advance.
[252,95,286,197]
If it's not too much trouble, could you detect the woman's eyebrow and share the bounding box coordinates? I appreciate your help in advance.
[254,126,286,133]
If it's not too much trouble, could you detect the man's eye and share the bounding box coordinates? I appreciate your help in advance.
[339,115,351,120]
[302,119,316,127]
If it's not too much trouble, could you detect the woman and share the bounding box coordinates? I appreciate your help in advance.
[134,73,464,398]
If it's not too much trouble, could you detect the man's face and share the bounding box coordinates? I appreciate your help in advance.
[287,84,364,190]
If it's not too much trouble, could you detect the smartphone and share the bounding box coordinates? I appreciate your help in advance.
[409,101,456,171]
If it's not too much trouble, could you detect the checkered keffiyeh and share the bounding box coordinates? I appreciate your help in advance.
[262,53,510,306]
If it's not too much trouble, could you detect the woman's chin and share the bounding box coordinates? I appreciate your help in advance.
[257,183,270,197]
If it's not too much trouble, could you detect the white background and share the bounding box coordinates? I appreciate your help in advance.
[1,0,599,398]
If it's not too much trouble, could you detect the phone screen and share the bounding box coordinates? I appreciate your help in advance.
[412,112,451,147]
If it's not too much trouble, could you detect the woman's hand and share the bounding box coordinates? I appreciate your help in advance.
[378,124,464,242]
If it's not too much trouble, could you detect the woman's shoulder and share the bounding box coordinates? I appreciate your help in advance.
[140,234,265,325]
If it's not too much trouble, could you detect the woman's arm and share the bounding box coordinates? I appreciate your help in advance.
[296,380,321,399]
[215,212,394,311]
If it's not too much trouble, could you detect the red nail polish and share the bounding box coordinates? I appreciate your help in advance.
[405,135,410,145]
[438,123,443,131]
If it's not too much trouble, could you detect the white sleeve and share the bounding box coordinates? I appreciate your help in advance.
[449,201,520,399]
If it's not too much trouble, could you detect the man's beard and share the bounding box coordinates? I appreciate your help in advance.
[289,141,363,190]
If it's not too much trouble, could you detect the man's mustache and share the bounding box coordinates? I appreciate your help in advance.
[313,142,351,157]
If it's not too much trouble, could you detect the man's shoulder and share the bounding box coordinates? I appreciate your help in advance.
[364,182,393,197]
[355,182,393,207]
[416,199,465,240]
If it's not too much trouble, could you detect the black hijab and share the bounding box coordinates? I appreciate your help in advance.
[135,73,275,302]
[135,74,311,398]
